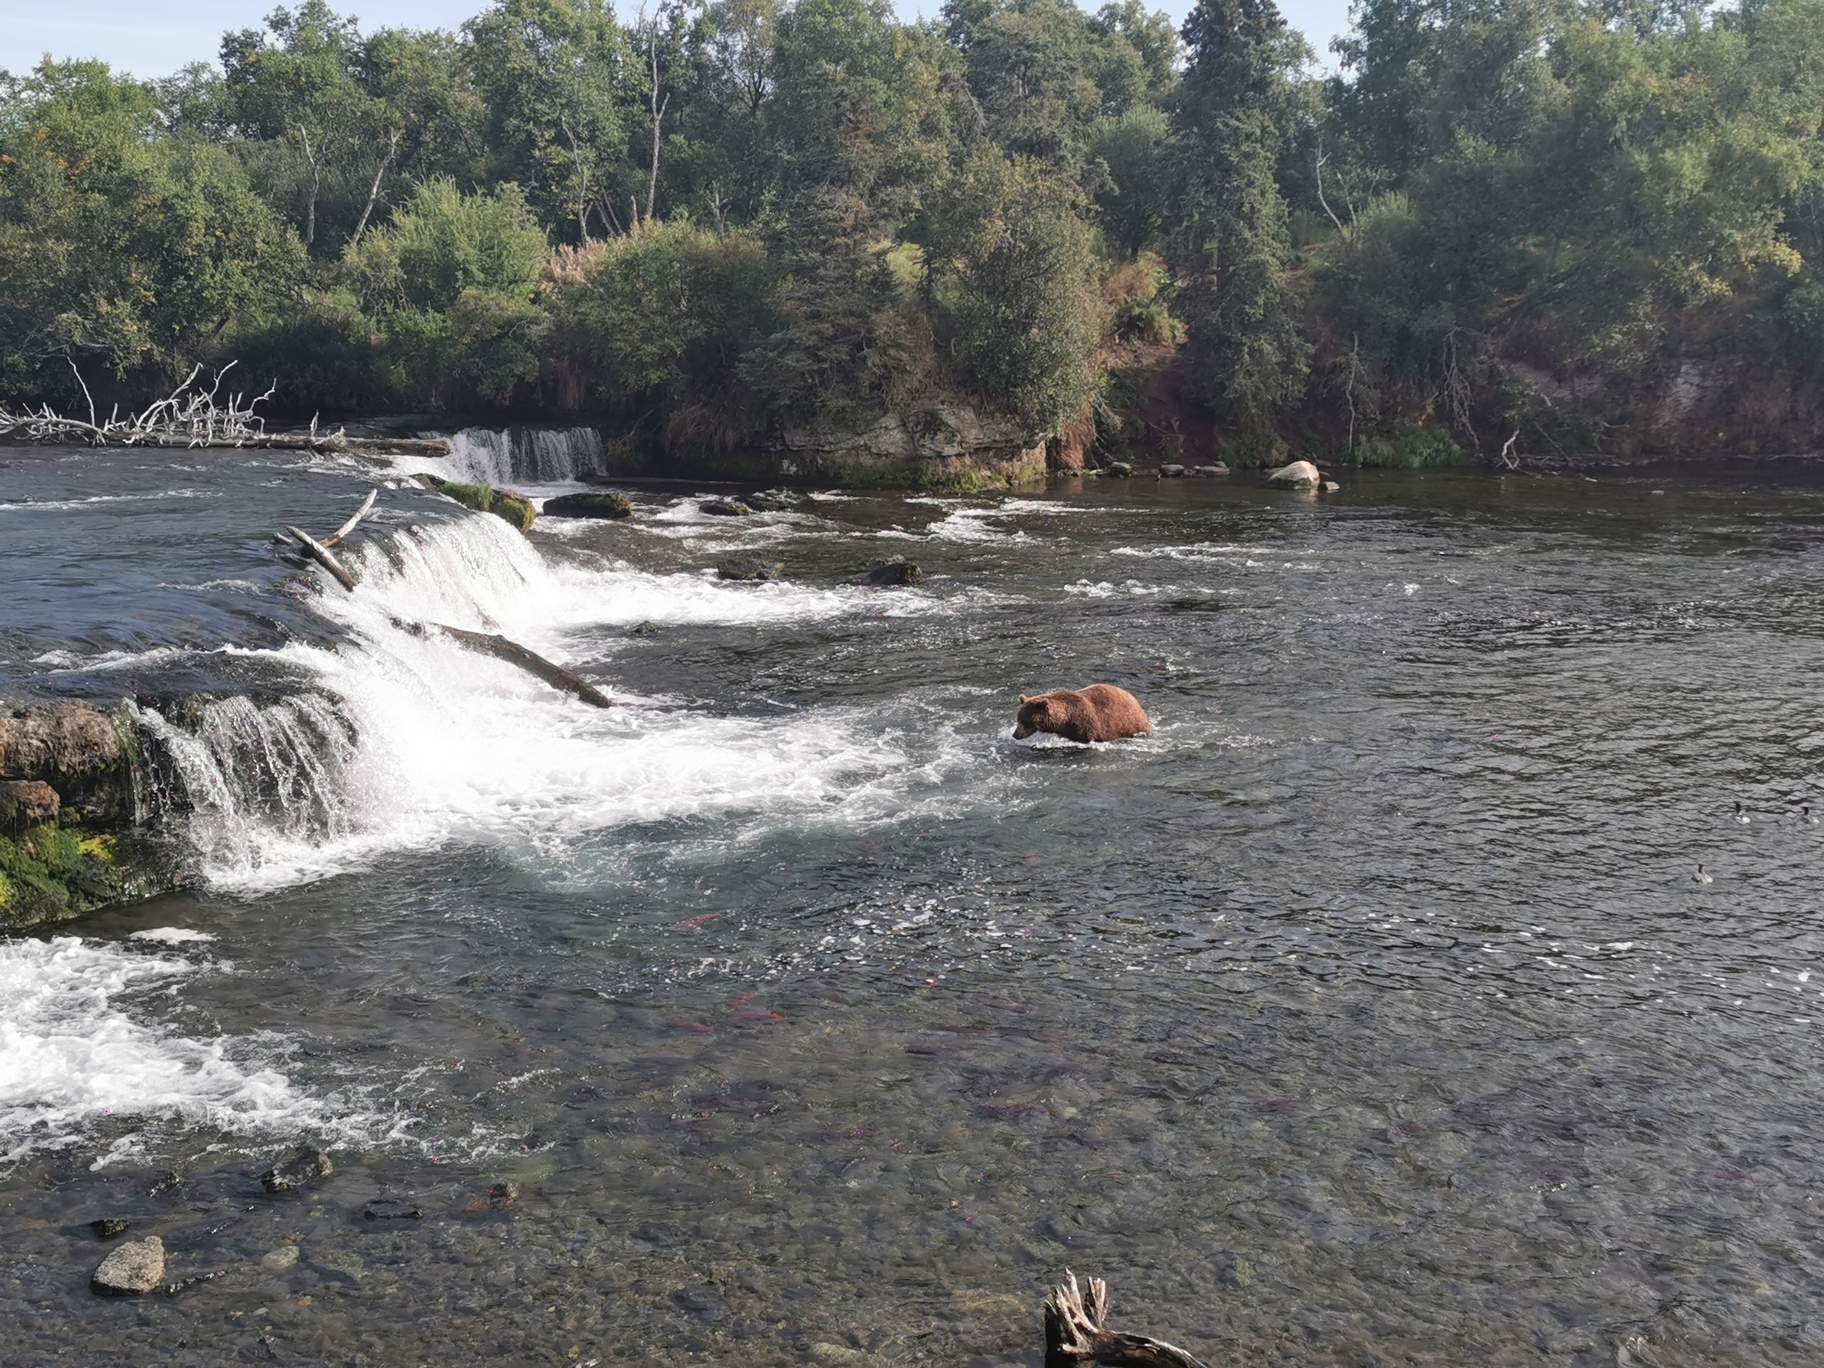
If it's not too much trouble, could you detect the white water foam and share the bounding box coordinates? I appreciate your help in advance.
[0,937,317,1169]
[137,511,1019,891]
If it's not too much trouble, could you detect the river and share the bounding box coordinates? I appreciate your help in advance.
[2,439,1822,1366]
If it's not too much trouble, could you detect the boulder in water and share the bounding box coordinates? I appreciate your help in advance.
[90,1218,130,1239]
[543,492,632,520]
[260,1146,333,1193]
[1194,463,1230,477]
[91,1236,164,1296]
[854,557,922,587]
[1158,463,1186,478]
[1262,459,1322,489]
[700,499,751,517]
[717,556,784,581]
[1101,461,1134,478]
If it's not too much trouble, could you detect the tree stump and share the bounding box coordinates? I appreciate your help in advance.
[1044,1272,1210,1368]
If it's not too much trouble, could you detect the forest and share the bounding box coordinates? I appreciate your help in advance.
[2,0,1822,471]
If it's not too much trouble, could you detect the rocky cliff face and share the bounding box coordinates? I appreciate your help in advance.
[771,404,1049,489]
[0,703,187,931]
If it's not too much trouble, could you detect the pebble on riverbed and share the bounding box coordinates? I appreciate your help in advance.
[89,1218,130,1239]
[91,1236,164,1296]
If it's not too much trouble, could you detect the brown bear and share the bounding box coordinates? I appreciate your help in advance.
[1013,685,1151,743]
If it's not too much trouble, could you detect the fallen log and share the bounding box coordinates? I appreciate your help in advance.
[431,624,613,710]
[285,525,358,593]
[1044,1273,1209,1368]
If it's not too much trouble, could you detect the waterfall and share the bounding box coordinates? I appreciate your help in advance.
[442,427,606,485]
[133,692,370,876]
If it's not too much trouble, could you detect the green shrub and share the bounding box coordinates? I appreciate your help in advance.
[1352,427,1468,468]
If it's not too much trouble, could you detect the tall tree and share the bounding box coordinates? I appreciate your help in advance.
[1168,0,1310,445]
[464,0,634,242]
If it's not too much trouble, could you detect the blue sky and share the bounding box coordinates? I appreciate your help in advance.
[0,0,1355,79]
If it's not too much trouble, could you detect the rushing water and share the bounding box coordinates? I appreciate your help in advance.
[3,442,1824,1367]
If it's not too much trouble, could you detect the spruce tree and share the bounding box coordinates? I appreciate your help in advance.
[1168,0,1309,449]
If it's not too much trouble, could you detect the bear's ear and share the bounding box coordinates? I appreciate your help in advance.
[1018,694,1030,703]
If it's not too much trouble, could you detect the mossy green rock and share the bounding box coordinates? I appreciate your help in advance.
[542,492,632,520]
[0,703,188,930]
[417,474,537,533]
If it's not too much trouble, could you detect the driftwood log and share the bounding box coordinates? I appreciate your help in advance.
[285,525,358,592]
[1045,1274,1210,1368]
[429,624,613,709]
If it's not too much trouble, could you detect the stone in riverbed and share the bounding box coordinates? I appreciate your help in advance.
[542,492,632,519]
[1158,463,1186,477]
[717,557,784,582]
[260,1146,333,1193]
[1262,459,1322,489]
[1194,463,1230,477]
[91,1236,164,1296]
[259,1245,301,1272]
[363,1198,423,1220]
[699,499,750,517]
[486,1181,519,1210]
[854,557,922,587]
[810,1342,870,1366]
[1101,461,1133,478]
[90,1217,130,1239]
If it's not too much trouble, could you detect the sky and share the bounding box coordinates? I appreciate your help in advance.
[0,0,1355,80]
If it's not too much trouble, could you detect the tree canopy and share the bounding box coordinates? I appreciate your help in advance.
[4,0,1822,461]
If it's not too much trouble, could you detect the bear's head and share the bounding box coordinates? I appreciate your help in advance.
[1013,693,1053,739]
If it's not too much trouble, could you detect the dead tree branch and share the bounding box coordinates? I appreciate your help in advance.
[1044,1273,1210,1368]
[0,365,449,453]
[285,525,359,592]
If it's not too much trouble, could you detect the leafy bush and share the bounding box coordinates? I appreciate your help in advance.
[1352,426,1467,468]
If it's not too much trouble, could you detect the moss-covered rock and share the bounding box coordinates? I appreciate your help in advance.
[0,821,169,929]
[542,492,632,519]
[0,702,190,930]
[416,474,537,533]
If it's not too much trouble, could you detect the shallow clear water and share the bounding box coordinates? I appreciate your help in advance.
[3,446,1824,1366]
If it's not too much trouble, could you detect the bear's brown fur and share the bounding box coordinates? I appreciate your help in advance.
[1013,685,1151,743]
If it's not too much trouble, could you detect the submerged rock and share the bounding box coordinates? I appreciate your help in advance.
[630,620,662,636]
[89,1218,130,1239]
[259,1245,301,1272]
[717,557,784,582]
[363,1198,424,1220]
[1262,459,1322,489]
[700,499,751,517]
[854,557,923,587]
[543,492,632,519]
[260,1146,333,1193]
[1102,461,1134,478]
[486,1180,519,1210]
[91,1236,164,1296]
